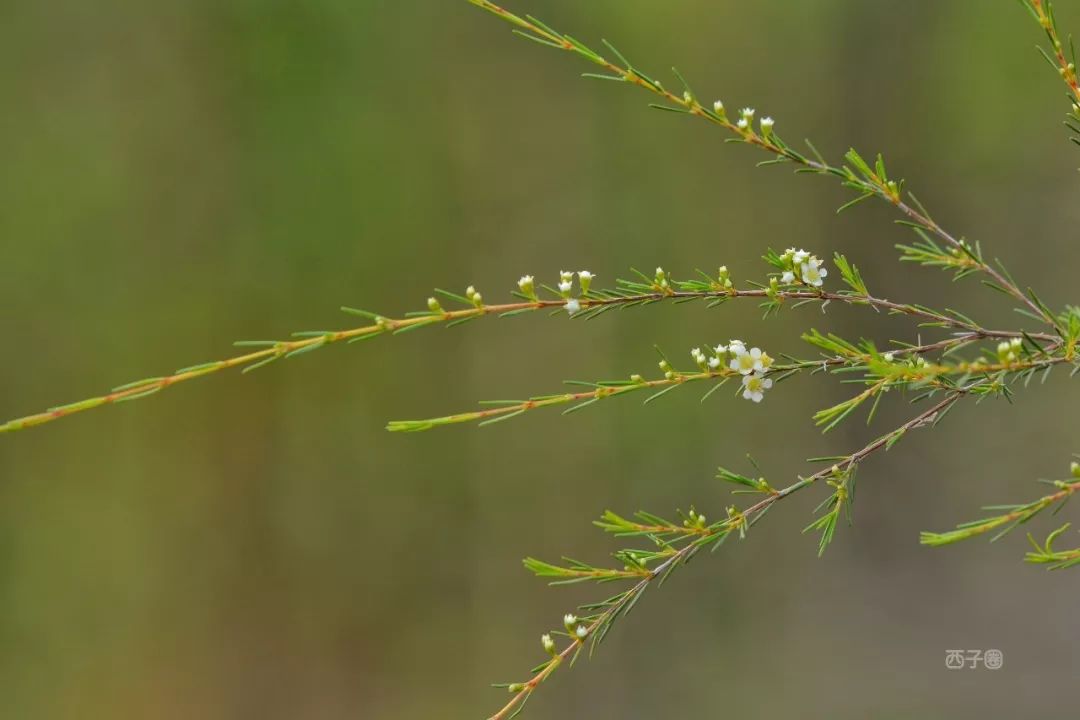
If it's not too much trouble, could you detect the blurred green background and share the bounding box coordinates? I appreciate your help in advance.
[2,1,1079,717]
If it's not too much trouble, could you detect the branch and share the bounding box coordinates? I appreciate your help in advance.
[466,0,1058,328]
[487,389,969,720]
[4,260,1047,435]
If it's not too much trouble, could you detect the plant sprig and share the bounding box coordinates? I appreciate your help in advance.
[467,0,1058,328]
[922,462,1080,547]
[487,389,968,720]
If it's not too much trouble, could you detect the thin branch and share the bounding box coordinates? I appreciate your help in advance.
[487,389,968,720]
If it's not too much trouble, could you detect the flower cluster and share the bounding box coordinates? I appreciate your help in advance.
[778,248,828,288]
[518,270,595,314]
[996,337,1023,364]
[690,340,775,402]
[720,104,774,138]
[736,106,754,131]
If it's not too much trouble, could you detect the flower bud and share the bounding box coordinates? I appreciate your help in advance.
[760,116,775,138]
[518,275,536,299]
[577,270,594,294]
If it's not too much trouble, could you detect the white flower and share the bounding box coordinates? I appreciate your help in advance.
[559,270,573,283]
[565,298,581,315]
[760,116,774,134]
[730,345,765,375]
[713,99,724,113]
[792,249,809,265]
[518,275,535,295]
[708,356,721,369]
[541,634,556,654]
[740,107,755,120]
[883,352,895,362]
[781,270,795,284]
[714,344,728,355]
[558,280,573,294]
[575,625,589,639]
[800,261,827,287]
[564,614,577,628]
[741,373,773,403]
[736,118,749,130]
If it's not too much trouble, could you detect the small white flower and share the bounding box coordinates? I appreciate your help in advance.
[713,99,724,113]
[541,634,556,654]
[741,373,773,403]
[792,249,809,265]
[564,614,577,628]
[518,275,533,289]
[559,270,573,283]
[760,116,775,134]
[781,270,795,284]
[714,344,728,355]
[800,261,827,287]
[736,117,749,130]
[883,352,895,362]
[740,107,755,120]
[708,356,721,369]
[1010,337,1022,349]
[565,298,581,315]
[558,280,573,294]
[575,625,589,639]
[730,346,765,375]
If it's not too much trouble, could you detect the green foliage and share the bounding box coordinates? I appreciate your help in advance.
[3,2,1080,719]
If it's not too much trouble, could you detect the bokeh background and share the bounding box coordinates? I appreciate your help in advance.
[2,1,1079,717]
